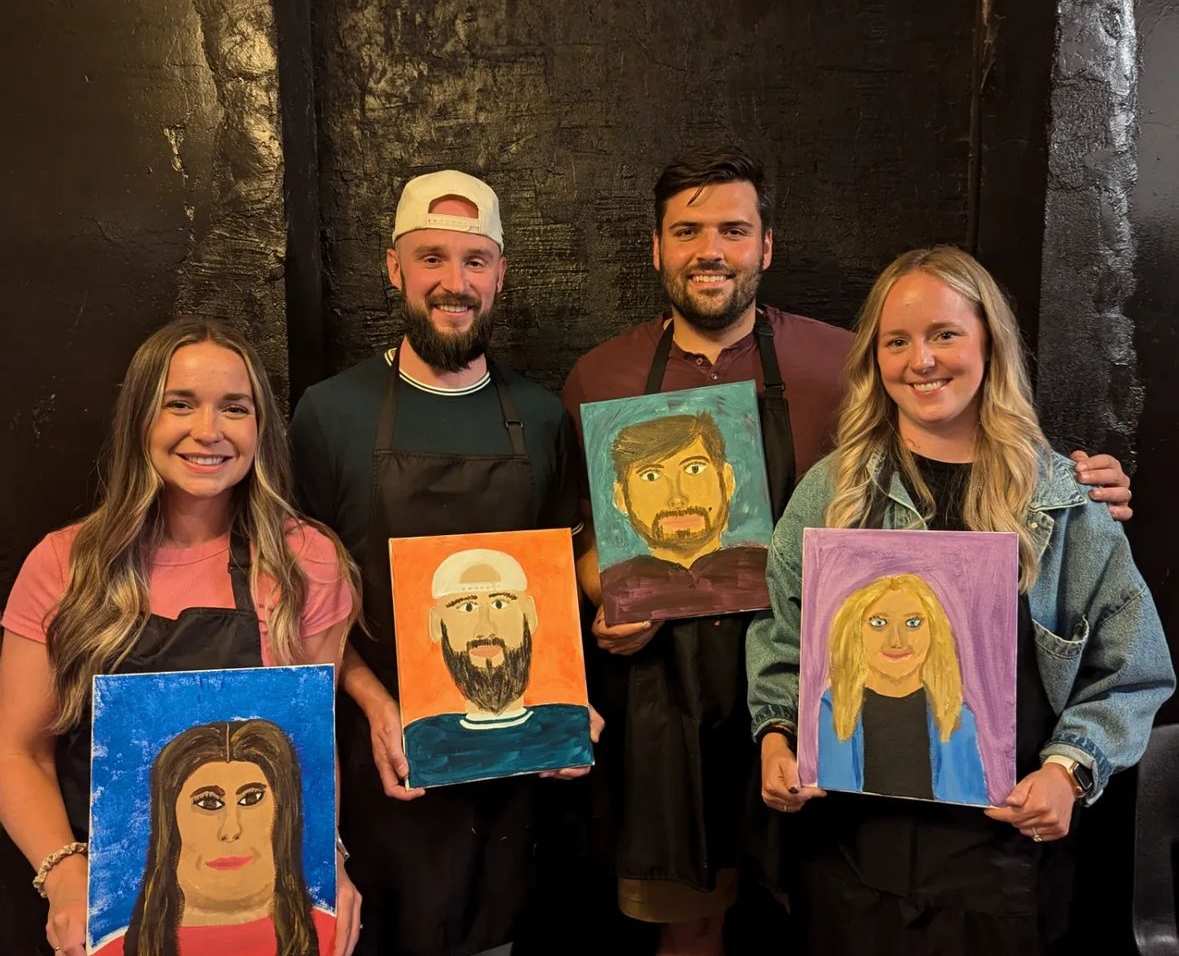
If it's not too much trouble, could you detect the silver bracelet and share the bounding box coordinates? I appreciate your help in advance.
[32,841,88,898]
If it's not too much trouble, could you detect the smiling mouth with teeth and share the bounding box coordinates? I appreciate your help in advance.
[910,380,949,393]
[180,454,230,465]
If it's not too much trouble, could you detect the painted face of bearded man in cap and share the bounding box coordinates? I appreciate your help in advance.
[427,549,539,717]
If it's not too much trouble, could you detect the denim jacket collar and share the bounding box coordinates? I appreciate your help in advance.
[865,447,1087,560]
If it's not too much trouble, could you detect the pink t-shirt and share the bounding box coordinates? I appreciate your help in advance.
[1,522,351,662]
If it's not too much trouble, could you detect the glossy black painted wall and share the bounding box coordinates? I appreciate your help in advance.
[310,0,980,392]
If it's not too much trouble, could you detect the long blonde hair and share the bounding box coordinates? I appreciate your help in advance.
[825,246,1048,591]
[828,574,963,742]
[46,319,360,731]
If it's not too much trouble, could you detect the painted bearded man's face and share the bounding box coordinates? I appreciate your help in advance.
[615,435,734,560]
[429,555,538,715]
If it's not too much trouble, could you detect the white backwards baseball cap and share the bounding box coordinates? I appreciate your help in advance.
[392,170,504,249]
[431,549,528,599]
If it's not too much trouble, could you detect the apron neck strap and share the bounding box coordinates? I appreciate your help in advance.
[754,308,784,397]
[644,314,676,394]
[226,530,254,612]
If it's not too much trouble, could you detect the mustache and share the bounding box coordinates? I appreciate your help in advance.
[466,636,507,653]
[427,293,482,310]
[655,506,712,525]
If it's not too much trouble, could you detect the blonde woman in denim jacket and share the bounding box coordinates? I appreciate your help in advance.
[746,246,1174,955]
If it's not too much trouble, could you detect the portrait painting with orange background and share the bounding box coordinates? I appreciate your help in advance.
[390,528,589,727]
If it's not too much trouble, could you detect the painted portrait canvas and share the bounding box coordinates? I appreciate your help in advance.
[580,381,774,626]
[797,528,1019,807]
[87,665,337,956]
[390,528,593,788]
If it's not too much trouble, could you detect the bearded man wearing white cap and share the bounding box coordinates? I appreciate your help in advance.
[290,170,597,956]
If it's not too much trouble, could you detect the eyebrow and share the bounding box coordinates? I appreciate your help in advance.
[190,784,225,797]
[666,217,755,231]
[487,592,518,602]
[411,244,496,258]
[878,320,967,337]
[445,594,481,607]
[236,782,267,795]
[163,389,254,403]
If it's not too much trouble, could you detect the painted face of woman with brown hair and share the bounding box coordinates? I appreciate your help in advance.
[173,758,277,923]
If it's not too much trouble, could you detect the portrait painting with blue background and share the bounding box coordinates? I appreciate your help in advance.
[581,380,774,569]
[87,665,336,945]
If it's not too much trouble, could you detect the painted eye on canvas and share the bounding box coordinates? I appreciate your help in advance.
[237,786,267,808]
[682,460,709,476]
[491,597,509,610]
[867,615,887,628]
[193,791,225,812]
[905,616,924,629]
[638,469,661,482]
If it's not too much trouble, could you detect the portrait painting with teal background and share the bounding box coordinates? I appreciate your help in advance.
[87,665,336,953]
[581,381,773,625]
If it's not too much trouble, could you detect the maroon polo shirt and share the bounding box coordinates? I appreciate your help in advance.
[561,305,853,503]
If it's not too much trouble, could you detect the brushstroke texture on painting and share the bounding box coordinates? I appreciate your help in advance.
[87,665,336,950]
[798,529,1018,807]
[581,381,774,624]
[391,528,592,787]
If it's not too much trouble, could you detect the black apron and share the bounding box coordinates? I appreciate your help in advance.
[612,310,794,889]
[56,535,264,837]
[342,350,540,956]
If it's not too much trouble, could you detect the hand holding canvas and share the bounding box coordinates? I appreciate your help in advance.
[983,764,1075,841]
[761,732,826,813]
[539,705,605,780]
[367,692,426,801]
[1071,450,1133,521]
[43,854,87,955]
[591,605,661,656]
[335,854,362,956]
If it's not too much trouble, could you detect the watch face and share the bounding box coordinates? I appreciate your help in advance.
[1073,762,1095,793]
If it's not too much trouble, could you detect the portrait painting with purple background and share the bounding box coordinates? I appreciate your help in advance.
[798,528,1018,806]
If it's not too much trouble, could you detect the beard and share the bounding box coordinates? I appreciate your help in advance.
[401,293,495,373]
[628,497,731,557]
[659,259,762,332]
[440,619,533,714]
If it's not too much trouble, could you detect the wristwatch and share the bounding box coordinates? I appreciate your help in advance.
[1043,755,1094,799]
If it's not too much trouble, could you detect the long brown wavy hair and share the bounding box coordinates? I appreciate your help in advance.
[122,719,317,956]
[45,319,360,731]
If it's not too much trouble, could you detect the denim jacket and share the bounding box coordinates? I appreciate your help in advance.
[746,448,1174,804]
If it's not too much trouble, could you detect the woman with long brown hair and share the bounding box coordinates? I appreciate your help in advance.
[0,319,362,955]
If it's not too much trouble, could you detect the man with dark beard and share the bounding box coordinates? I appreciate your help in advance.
[401,549,593,788]
[561,146,851,956]
[561,146,1136,956]
[290,170,591,956]
[599,411,769,625]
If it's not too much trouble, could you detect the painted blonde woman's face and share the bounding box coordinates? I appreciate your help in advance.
[174,758,276,918]
[860,588,932,685]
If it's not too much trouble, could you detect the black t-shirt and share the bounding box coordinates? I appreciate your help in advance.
[289,351,580,564]
[861,688,934,799]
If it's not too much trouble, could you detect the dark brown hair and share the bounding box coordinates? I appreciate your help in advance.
[610,412,727,484]
[653,145,774,233]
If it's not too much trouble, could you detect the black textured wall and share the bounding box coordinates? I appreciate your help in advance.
[0,1,286,949]
[1129,0,1179,724]
[311,0,979,393]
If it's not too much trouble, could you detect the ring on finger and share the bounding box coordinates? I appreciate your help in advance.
[1031,826,1043,842]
